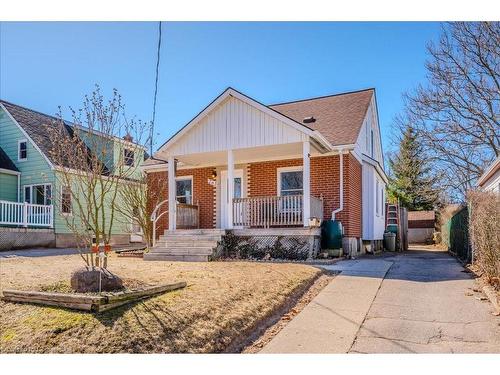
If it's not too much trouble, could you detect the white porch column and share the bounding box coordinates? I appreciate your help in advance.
[168,156,176,231]
[303,139,311,227]
[226,149,234,229]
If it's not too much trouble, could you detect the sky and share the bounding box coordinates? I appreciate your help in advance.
[0,22,442,154]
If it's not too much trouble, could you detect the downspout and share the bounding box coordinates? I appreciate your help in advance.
[331,149,344,220]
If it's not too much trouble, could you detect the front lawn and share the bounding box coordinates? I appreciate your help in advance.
[0,253,320,353]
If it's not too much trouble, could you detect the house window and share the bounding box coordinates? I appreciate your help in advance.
[124,149,135,166]
[370,129,374,158]
[24,184,52,205]
[278,167,303,196]
[382,188,385,216]
[176,176,193,204]
[376,180,380,216]
[61,186,72,214]
[18,140,27,161]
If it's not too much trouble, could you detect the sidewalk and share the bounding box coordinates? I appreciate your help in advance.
[260,257,393,353]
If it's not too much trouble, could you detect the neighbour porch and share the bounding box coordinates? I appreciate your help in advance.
[0,199,54,228]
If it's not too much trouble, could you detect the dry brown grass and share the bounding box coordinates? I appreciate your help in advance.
[0,254,320,353]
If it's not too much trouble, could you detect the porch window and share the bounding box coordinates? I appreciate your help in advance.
[176,176,193,204]
[24,184,52,205]
[278,167,303,196]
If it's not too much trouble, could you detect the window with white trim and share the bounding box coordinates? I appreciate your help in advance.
[61,186,72,214]
[24,184,52,205]
[376,180,380,216]
[124,148,135,166]
[18,140,27,161]
[176,176,193,204]
[278,167,303,196]
[382,187,385,216]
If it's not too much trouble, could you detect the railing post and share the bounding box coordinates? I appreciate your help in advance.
[49,205,54,228]
[302,140,311,227]
[23,202,28,227]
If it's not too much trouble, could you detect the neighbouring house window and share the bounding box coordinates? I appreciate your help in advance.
[124,148,135,166]
[61,186,72,214]
[18,140,27,161]
[24,184,52,205]
[176,177,193,204]
[278,168,303,196]
[376,180,380,216]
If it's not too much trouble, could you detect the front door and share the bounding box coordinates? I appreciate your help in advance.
[221,169,244,228]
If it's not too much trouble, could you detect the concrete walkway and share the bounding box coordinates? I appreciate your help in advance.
[261,247,500,353]
[261,257,393,353]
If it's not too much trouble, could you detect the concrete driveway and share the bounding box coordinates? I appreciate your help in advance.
[261,247,500,353]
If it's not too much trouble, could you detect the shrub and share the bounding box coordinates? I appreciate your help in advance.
[468,191,500,289]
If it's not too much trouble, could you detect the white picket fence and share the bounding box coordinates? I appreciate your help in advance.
[0,200,53,228]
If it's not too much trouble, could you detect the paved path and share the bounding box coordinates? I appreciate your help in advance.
[261,247,500,353]
[0,248,81,258]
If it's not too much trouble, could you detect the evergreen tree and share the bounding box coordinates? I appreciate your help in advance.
[388,125,440,211]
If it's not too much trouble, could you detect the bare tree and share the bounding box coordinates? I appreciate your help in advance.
[114,174,164,249]
[401,22,499,200]
[48,86,149,267]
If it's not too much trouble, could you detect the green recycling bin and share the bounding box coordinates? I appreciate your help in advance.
[384,232,396,252]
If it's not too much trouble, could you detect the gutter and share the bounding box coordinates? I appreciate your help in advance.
[331,149,344,220]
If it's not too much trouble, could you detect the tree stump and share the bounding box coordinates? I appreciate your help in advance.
[70,267,123,293]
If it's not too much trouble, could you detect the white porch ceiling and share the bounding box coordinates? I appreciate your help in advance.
[176,142,321,168]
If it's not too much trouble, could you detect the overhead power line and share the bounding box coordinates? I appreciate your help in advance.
[150,21,162,156]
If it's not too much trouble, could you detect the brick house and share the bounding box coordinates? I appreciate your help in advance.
[143,87,387,260]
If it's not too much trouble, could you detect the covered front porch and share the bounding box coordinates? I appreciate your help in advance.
[159,140,325,232]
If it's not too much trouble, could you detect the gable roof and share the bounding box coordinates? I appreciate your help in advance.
[0,100,109,173]
[0,146,19,172]
[156,87,334,156]
[269,88,374,147]
[0,100,67,167]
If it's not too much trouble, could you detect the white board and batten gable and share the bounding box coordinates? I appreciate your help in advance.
[353,95,388,241]
[157,88,332,159]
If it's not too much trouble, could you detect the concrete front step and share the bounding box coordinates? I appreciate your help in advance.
[144,253,209,262]
[164,229,225,236]
[156,240,219,248]
[158,234,222,242]
[149,247,214,255]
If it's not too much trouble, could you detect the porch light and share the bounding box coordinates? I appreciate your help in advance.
[211,170,217,180]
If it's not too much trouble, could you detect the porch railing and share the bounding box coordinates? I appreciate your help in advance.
[176,202,200,229]
[311,195,324,221]
[150,200,199,246]
[233,194,323,228]
[0,200,53,228]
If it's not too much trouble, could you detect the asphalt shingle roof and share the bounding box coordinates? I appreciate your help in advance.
[0,100,111,173]
[0,146,19,172]
[269,88,374,146]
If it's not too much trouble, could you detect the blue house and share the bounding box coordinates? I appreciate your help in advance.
[0,100,144,249]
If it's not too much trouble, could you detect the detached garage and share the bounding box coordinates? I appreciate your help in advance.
[407,211,435,244]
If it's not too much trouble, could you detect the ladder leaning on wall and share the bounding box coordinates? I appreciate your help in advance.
[385,203,402,251]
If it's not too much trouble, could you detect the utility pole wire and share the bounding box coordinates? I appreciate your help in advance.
[150,21,162,156]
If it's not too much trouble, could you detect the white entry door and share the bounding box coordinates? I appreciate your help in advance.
[221,169,244,229]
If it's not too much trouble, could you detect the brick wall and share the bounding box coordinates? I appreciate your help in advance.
[147,167,216,236]
[248,153,362,238]
[147,152,363,238]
